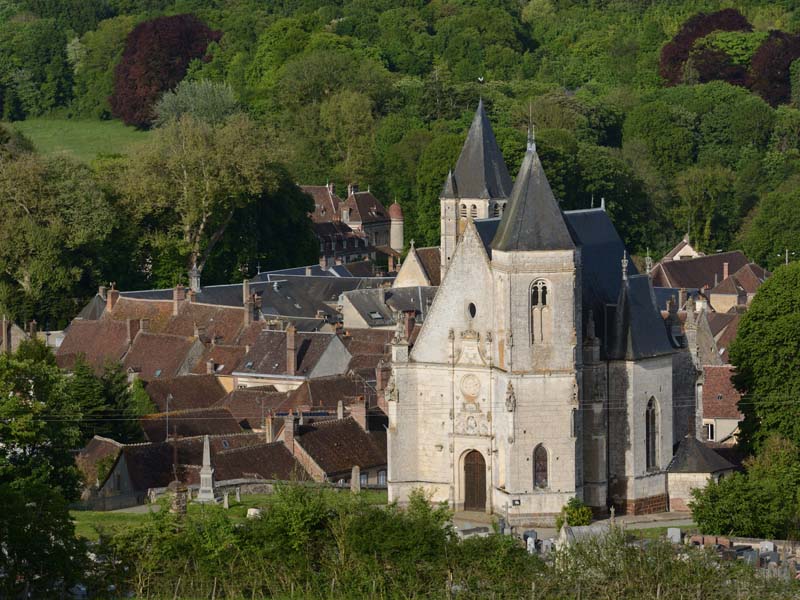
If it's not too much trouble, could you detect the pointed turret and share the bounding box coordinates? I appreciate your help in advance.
[441,169,458,199]
[491,128,574,252]
[452,99,512,200]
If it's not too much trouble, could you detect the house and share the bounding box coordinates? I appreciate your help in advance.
[144,374,228,412]
[667,434,735,511]
[650,251,749,291]
[233,326,351,391]
[701,366,743,444]
[660,235,702,262]
[708,263,769,313]
[388,101,689,521]
[340,286,437,330]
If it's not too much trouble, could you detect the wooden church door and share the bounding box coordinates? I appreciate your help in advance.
[464,450,486,511]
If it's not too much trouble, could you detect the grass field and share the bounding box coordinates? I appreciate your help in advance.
[71,489,389,541]
[8,118,149,162]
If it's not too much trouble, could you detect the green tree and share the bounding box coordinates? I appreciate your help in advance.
[319,90,376,184]
[740,177,800,270]
[154,79,240,127]
[414,133,462,246]
[675,165,738,252]
[729,262,800,453]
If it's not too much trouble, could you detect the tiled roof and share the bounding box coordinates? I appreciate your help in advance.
[214,442,307,481]
[234,330,337,377]
[302,184,342,224]
[122,332,198,381]
[287,375,365,411]
[191,344,248,376]
[55,319,130,373]
[140,407,243,442]
[651,251,748,290]
[163,303,245,345]
[703,366,742,420]
[707,312,736,337]
[144,374,227,412]
[105,297,174,332]
[715,313,742,363]
[214,388,295,428]
[343,190,389,224]
[341,329,393,373]
[415,247,441,286]
[710,263,769,297]
[76,436,122,485]
[296,417,386,477]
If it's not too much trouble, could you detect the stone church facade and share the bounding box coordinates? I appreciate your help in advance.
[387,102,682,522]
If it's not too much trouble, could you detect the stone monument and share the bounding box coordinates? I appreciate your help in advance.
[195,435,216,503]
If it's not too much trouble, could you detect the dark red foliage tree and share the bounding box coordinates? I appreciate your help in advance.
[748,31,800,107]
[689,48,748,87]
[110,15,220,128]
[659,9,751,85]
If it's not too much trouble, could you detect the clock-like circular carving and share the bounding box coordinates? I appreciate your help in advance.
[460,374,481,399]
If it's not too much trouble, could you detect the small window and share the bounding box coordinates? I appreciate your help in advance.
[360,473,368,487]
[368,311,383,320]
[378,470,387,485]
[646,397,658,471]
[245,361,254,369]
[531,280,548,307]
[467,303,477,319]
[460,204,467,218]
[704,423,715,442]
[470,204,477,218]
[222,439,230,449]
[716,393,723,401]
[154,369,162,378]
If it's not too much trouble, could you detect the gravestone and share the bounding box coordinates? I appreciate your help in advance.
[223,491,229,509]
[246,508,262,519]
[666,528,681,544]
[741,549,759,565]
[760,541,776,553]
[523,530,538,544]
[527,536,537,555]
[541,539,554,555]
[350,466,361,493]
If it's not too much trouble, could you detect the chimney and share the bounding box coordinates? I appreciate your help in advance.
[242,278,250,306]
[350,397,368,431]
[286,324,297,376]
[1,315,9,354]
[107,284,120,312]
[347,183,357,196]
[264,411,274,443]
[404,311,416,341]
[678,288,687,309]
[723,262,729,280]
[243,279,253,328]
[98,285,107,301]
[206,359,215,375]
[126,318,141,345]
[28,320,37,338]
[173,284,185,316]
[337,400,344,420]
[283,410,297,451]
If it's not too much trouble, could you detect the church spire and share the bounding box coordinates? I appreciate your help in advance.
[441,169,458,198]
[490,129,574,252]
[452,100,513,200]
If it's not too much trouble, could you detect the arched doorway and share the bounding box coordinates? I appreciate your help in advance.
[464,450,486,511]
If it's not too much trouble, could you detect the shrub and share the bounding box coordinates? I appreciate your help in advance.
[555,497,593,531]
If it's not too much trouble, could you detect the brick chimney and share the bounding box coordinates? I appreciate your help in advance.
[350,396,368,431]
[283,410,297,451]
[173,284,185,316]
[206,359,215,375]
[723,262,729,280]
[286,324,297,375]
[107,284,120,312]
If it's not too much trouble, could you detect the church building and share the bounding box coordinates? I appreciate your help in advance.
[387,101,682,522]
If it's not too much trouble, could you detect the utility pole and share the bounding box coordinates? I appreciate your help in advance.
[166,393,172,442]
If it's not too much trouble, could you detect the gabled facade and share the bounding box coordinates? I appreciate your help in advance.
[389,120,680,522]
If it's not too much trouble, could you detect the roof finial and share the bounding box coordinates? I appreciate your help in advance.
[600,197,606,211]
[410,239,415,250]
[527,123,536,153]
[621,250,629,282]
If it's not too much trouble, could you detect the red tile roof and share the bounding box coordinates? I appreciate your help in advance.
[140,407,244,442]
[56,319,130,373]
[144,374,227,412]
[214,388,295,428]
[415,247,441,286]
[343,190,389,224]
[715,313,742,363]
[296,417,386,478]
[214,442,307,481]
[651,251,748,290]
[76,436,122,485]
[122,332,198,381]
[105,297,174,332]
[192,344,248,376]
[235,330,337,377]
[302,184,343,224]
[287,375,365,411]
[703,366,742,420]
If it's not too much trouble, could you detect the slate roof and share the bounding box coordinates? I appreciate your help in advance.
[213,442,307,481]
[667,435,735,473]
[491,140,575,252]
[296,417,387,478]
[214,388,295,428]
[55,319,130,372]
[650,251,748,290]
[122,333,197,381]
[144,374,228,412]
[140,407,243,442]
[343,286,437,328]
[703,366,742,420]
[452,100,512,200]
[652,288,701,311]
[415,247,442,286]
[234,330,339,377]
[302,184,342,223]
[343,190,389,224]
[608,274,674,361]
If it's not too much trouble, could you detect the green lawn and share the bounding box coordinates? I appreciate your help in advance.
[8,117,149,162]
[71,489,389,541]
